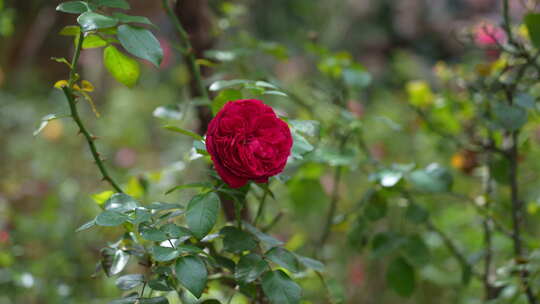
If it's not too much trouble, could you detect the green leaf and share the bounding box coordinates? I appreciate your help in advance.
[265,247,301,273]
[76,219,96,232]
[402,235,430,267]
[163,125,204,141]
[97,0,130,9]
[209,79,250,91]
[175,255,208,298]
[160,223,192,239]
[176,244,204,255]
[56,1,88,14]
[211,89,242,115]
[113,13,153,25]
[264,90,288,97]
[110,250,130,275]
[77,12,118,32]
[140,226,169,242]
[243,222,284,247]
[409,164,453,193]
[83,34,107,49]
[117,24,163,67]
[103,45,140,87]
[109,295,138,304]
[186,192,220,239]
[96,210,128,226]
[405,203,429,223]
[295,254,325,272]
[347,216,369,250]
[148,278,173,291]
[525,13,540,48]
[116,274,144,290]
[220,226,258,253]
[261,270,302,304]
[235,253,269,283]
[516,93,536,109]
[289,120,320,137]
[343,66,371,88]
[153,105,182,120]
[147,202,184,211]
[140,297,169,304]
[165,182,212,195]
[491,155,510,184]
[364,193,387,221]
[151,246,180,262]
[372,169,403,187]
[127,208,151,224]
[386,256,415,297]
[104,193,139,212]
[493,102,528,131]
[59,25,81,36]
[291,131,314,159]
[371,232,406,258]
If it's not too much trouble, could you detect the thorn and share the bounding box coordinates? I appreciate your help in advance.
[101,177,107,182]
[91,135,99,140]
[77,130,83,135]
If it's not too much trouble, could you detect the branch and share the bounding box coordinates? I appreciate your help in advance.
[62,30,123,193]
[482,134,497,300]
[317,165,343,251]
[501,2,537,301]
[161,0,209,101]
[426,220,482,280]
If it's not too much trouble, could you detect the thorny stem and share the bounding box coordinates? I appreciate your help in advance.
[317,131,352,255]
[62,30,123,193]
[426,219,482,280]
[482,134,496,300]
[501,1,537,300]
[318,165,342,252]
[161,0,209,101]
[262,212,283,233]
[254,187,269,226]
[401,191,480,279]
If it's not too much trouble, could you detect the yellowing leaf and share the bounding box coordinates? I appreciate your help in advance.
[103,45,140,88]
[51,57,72,68]
[80,91,100,118]
[59,25,81,36]
[196,58,217,67]
[527,202,538,214]
[406,80,434,107]
[285,233,306,252]
[148,171,162,182]
[519,24,530,40]
[126,176,143,199]
[91,190,114,206]
[54,80,69,89]
[81,80,95,92]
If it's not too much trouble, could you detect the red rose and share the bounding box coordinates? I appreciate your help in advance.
[206,99,293,188]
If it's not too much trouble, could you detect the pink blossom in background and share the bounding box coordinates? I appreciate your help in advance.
[158,37,174,69]
[347,100,365,119]
[475,22,505,46]
[114,148,137,168]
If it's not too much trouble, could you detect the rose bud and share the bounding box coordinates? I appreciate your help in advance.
[206,99,293,188]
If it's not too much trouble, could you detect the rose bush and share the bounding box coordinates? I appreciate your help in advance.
[206,99,293,188]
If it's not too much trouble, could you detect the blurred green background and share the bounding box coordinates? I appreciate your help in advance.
[2,0,538,303]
